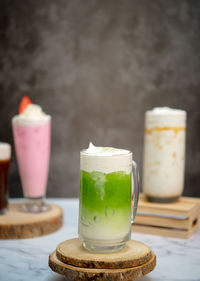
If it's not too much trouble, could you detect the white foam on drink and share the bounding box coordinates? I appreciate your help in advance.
[0,143,11,160]
[83,142,130,156]
[145,107,186,128]
[81,143,132,174]
[12,104,51,125]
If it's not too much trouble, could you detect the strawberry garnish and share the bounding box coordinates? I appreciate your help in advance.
[18,96,33,114]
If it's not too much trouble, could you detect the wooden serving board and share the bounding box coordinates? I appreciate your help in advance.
[0,202,63,239]
[49,238,156,281]
[133,194,200,239]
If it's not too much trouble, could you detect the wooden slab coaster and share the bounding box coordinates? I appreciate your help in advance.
[137,194,200,218]
[133,194,200,239]
[0,203,63,239]
[49,250,156,281]
[56,238,152,269]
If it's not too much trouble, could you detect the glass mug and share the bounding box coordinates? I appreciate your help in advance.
[78,148,139,253]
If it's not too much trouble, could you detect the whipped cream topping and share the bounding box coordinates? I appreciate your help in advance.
[146,107,186,116]
[0,142,11,160]
[81,143,132,174]
[145,107,186,128]
[82,142,130,156]
[12,104,50,125]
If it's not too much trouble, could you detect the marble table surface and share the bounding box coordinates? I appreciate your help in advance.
[0,198,200,281]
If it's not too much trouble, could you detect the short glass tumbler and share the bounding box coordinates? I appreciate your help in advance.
[0,142,11,214]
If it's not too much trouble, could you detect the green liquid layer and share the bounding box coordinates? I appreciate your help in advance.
[79,170,132,237]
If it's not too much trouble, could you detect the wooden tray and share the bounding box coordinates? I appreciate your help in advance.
[49,238,156,281]
[133,194,200,239]
[0,202,63,239]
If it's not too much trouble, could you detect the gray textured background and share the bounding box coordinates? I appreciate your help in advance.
[0,0,200,198]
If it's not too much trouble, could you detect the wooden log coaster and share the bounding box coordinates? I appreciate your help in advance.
[56,238,152,269]
[49,248,156,281]
[0,202,63,239]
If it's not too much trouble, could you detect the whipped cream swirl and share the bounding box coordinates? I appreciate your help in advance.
[12,104,50,125]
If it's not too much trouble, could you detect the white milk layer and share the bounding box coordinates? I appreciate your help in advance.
[145,107,186,128]
[81,143,132,174]
[12,104,51,126]
[143,107,186,198]
[0,142,11,160]
[79,219,131,241]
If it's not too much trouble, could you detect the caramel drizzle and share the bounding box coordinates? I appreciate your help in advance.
[145,126,186,134]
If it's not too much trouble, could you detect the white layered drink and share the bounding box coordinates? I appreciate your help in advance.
[143,107,186,202]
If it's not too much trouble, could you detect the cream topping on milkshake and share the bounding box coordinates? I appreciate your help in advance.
[145,107,186,128]
[81,143,132,174]
[12,104,50,125]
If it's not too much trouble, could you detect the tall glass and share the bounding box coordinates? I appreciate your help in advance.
[12,118,51,213]
[143,107,186,202]
[78,149,139,253]
[0,143,11,214]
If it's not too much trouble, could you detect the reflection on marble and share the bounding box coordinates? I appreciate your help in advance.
[0,199,200,281]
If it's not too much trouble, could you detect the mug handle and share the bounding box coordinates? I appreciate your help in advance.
[131,160,139,224]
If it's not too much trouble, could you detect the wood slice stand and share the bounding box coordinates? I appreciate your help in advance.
[133,194,200,239]
[0,202,63,239]
[49,238,156,281]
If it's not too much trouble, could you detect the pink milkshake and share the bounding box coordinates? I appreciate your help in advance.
[12,103,51,213]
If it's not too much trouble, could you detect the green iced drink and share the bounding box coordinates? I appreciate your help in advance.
[79,170,132,238]
[78,143,135,253]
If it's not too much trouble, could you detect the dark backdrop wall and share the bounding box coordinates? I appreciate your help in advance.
[0,0,200,198]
